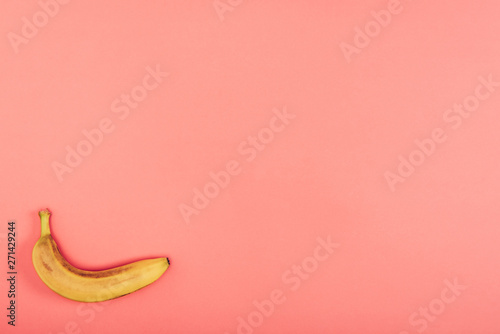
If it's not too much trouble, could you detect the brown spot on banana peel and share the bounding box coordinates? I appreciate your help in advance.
[46,237,135,278]
[42,261,53,272]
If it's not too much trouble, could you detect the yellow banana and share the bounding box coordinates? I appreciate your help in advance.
[32,209,169,302]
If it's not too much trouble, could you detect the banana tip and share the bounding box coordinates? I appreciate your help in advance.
[39,208,51,217]
[166,258,170,265]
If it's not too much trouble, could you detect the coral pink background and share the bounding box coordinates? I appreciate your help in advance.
[1,1,500,333]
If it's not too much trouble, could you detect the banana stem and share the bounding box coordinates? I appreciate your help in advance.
[38,209,52,237]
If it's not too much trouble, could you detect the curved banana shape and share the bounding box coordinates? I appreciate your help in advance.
[32,209,169,302]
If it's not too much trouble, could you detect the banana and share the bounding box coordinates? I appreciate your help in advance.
[32,209,169,302]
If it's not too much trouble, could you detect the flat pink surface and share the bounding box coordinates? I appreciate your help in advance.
[1,1,500,333]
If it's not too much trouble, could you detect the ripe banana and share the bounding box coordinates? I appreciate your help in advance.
[32,209,169,302]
